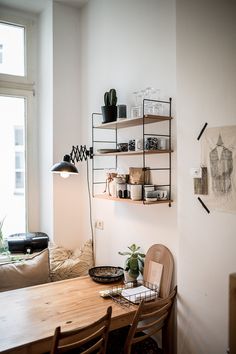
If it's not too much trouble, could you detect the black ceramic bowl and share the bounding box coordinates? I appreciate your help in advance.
[89,266,124,283]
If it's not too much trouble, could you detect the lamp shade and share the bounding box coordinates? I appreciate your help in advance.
[51,155,78,174]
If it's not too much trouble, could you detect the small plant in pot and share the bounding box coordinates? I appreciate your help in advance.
[101,88,118,123]
[0,217,7,254]
[119,244,145,282]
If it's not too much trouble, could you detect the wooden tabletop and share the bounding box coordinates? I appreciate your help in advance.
[0,276,136,354]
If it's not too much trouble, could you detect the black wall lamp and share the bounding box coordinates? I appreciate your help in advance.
[51,145,93,178]
[51,144,95,264]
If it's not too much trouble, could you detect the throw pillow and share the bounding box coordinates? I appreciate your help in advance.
[0,248,50,292]
[49,239,94,281]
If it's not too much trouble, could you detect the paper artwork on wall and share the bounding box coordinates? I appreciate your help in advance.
[201,125,236,213]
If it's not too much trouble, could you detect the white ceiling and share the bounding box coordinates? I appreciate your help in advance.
[0,0,87,14]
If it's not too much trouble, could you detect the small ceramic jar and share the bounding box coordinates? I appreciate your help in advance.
[116,183,128,198]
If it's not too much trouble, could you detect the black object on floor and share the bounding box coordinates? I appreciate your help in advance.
[107,326,162,354]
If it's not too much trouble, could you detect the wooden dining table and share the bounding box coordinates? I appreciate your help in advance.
[0,276,137,354]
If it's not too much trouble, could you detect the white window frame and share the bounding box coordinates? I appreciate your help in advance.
[0,7,37,89]
[0,8,39,232]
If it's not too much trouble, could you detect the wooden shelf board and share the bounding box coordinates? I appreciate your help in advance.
[94,194,172,205]
[94,149,173,157]
[94,115,172,129]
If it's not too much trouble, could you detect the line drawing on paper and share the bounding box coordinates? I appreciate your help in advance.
[209,134,233,194]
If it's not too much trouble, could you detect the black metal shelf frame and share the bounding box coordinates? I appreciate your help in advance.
[91,98,172,206]
[92,112,117,196]
[141,98,172,206]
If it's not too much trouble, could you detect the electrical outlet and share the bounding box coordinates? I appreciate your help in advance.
[95,220,104,230]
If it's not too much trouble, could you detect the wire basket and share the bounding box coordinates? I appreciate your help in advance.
[99,280,160,308]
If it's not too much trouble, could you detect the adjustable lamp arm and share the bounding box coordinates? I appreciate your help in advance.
[51,145,93,178]
[70,145,93,163]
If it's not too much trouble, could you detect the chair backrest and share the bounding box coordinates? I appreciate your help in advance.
[50,306,112,354]
[143,244,174,298]
[123,286,177,354]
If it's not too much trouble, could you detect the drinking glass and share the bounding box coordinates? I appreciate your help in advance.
[151,88,162,115]
[131,90,142,118]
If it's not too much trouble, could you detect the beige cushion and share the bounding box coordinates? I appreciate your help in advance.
[0,249,50,292]
[49,239,94,282]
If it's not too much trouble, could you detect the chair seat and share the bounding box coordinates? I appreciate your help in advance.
[107,326,162,354]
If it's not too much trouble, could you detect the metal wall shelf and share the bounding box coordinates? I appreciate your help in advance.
[92,98,173,206]
[94,115,172,130]
[94,194,173,205]
[94,149,173,157]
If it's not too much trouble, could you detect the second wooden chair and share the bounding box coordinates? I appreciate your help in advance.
[123,286,177,354]
[107,287,177,354]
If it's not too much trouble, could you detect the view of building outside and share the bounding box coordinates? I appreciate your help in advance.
[0,21,26,237]
[0,96,26,236]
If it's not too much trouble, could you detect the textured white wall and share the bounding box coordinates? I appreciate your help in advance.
[79,0,177,269]
[176,0,236,353]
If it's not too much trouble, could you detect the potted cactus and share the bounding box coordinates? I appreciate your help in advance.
[101,88,118,123]
[119,244,145,282]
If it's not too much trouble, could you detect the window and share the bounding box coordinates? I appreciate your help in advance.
[0,10,37,236]
[0,44,3,64]
[15,172,24,189]
[0,22,25,76]
[0,96,26,231]
[14,126,25,194]
[14,127,24,146]
[15,151,24,169]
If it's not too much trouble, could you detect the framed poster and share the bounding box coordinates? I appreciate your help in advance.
[201,125,236,213]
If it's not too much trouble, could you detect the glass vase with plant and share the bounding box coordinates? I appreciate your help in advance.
[118,244,145,282]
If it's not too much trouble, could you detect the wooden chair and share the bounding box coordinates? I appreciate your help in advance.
[50,306,112,354]
[123,286,177,354]
[107,244,175,354]
[143,244,174,299]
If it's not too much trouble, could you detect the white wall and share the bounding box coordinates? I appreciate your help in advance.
[38,2,84,249]
[80,0,177,269]
[52,2,84,249]
[38,1,53,238]
[176,0,236,353]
